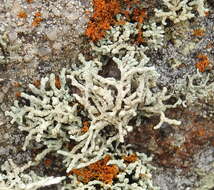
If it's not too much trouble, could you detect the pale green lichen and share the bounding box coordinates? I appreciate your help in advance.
[195,172,214,190]
[59,50,182,172]
[143,22,165,50]
[0,159,65,190]
[5,68,82,162]
[175,71,214,107]
[90,21,149,63]
[4,0,212,188]
[6,46,181,175]
[155,0,208,25]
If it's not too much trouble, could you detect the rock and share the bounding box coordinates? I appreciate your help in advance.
[8,31,17,42]
[0,92,4,103]
[46,29,58,41]
[37,47,52,57]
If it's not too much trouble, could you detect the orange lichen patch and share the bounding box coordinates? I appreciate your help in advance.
[132,8,147,24]
[32,17,43,27]
[197,127,206,137]
[26,0,33,3]
[130,8,147,44]
[121,9,131,20]
[44,159,52,168]
[84,10,92,19]
[136,31,144,44]
[17,10,27,19]
[55,75,61,89]
[85,0,147,41]
[205,11,209,17]
[115,19,127,26]
[34,12,42,17]
[192,29,205,37]
[32,11,43,27]
[81,121,90,133]
[85,0,121,41]
[15,91,21,98]
[33,80,41,88]
[122,153,138,163]
[69,155,119,184]
[195,54,210,72]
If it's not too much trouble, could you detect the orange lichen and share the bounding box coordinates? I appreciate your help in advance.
[195,54,210,72]
[205,11,209,17]
[132,8,147,24]
[124,0,140,4]
[44,159,52,168]
[84,10,91,17]
[33,80,41,88]
[32,12,43,27]
[34,12,42,17]
[17,10,27,19]
[32,17,43,27]
[69,155,119,184]
[85,0,121,41]
[85,0,147,41]
[136,31,144,44]
[130,8,147,44]
[15,91,21,98]
[197,128,206,137]
[55,75,61,89]
[123,153,138,163]
[115,19,127,26]
[81,121,90,133]
[26,0,33,3]
[192,29,205,37]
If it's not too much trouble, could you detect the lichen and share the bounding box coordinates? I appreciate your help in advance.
[155,0,208,25]
[2,0,212,189]
[5,68,82,161]
[0,159,65,190]
[62,146,159,190]
[5,48,181,187]
[175,71,214,107]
